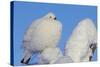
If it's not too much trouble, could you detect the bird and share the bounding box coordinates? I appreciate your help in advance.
[21,12,62,64]
[65,18,97,62]
[39,47,63,64]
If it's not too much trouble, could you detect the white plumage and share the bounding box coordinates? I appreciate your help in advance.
[55,56,73,63]
[65,18,97,62]
[39,47,63,64]
[21,12,62,64]
[81,47,92,62]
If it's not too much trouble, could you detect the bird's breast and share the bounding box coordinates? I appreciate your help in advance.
[33,21,60,38]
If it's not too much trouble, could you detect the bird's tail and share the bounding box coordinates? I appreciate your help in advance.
[89,43,97,61]
[21,49,32,64]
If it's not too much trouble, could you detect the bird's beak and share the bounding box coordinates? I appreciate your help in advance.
[54,17,57,20]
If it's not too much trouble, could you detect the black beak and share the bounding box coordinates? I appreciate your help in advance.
[54,17,57,20]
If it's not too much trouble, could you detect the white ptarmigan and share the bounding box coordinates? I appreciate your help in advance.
[21,12,62,64]
[65,18,97,62]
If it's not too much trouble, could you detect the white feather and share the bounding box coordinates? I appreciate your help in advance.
[39,47,63,64]
[55,55,73,63]
[21,12,62,63]
[65,18,97,62]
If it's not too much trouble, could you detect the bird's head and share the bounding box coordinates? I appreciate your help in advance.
[44,12,57,20]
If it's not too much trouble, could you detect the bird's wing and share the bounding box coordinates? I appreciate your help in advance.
[23,19,42,41]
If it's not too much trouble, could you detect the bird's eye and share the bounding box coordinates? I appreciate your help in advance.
[49,16,52,18]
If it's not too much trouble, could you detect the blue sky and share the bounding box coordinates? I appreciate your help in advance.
[11,1,97,66]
